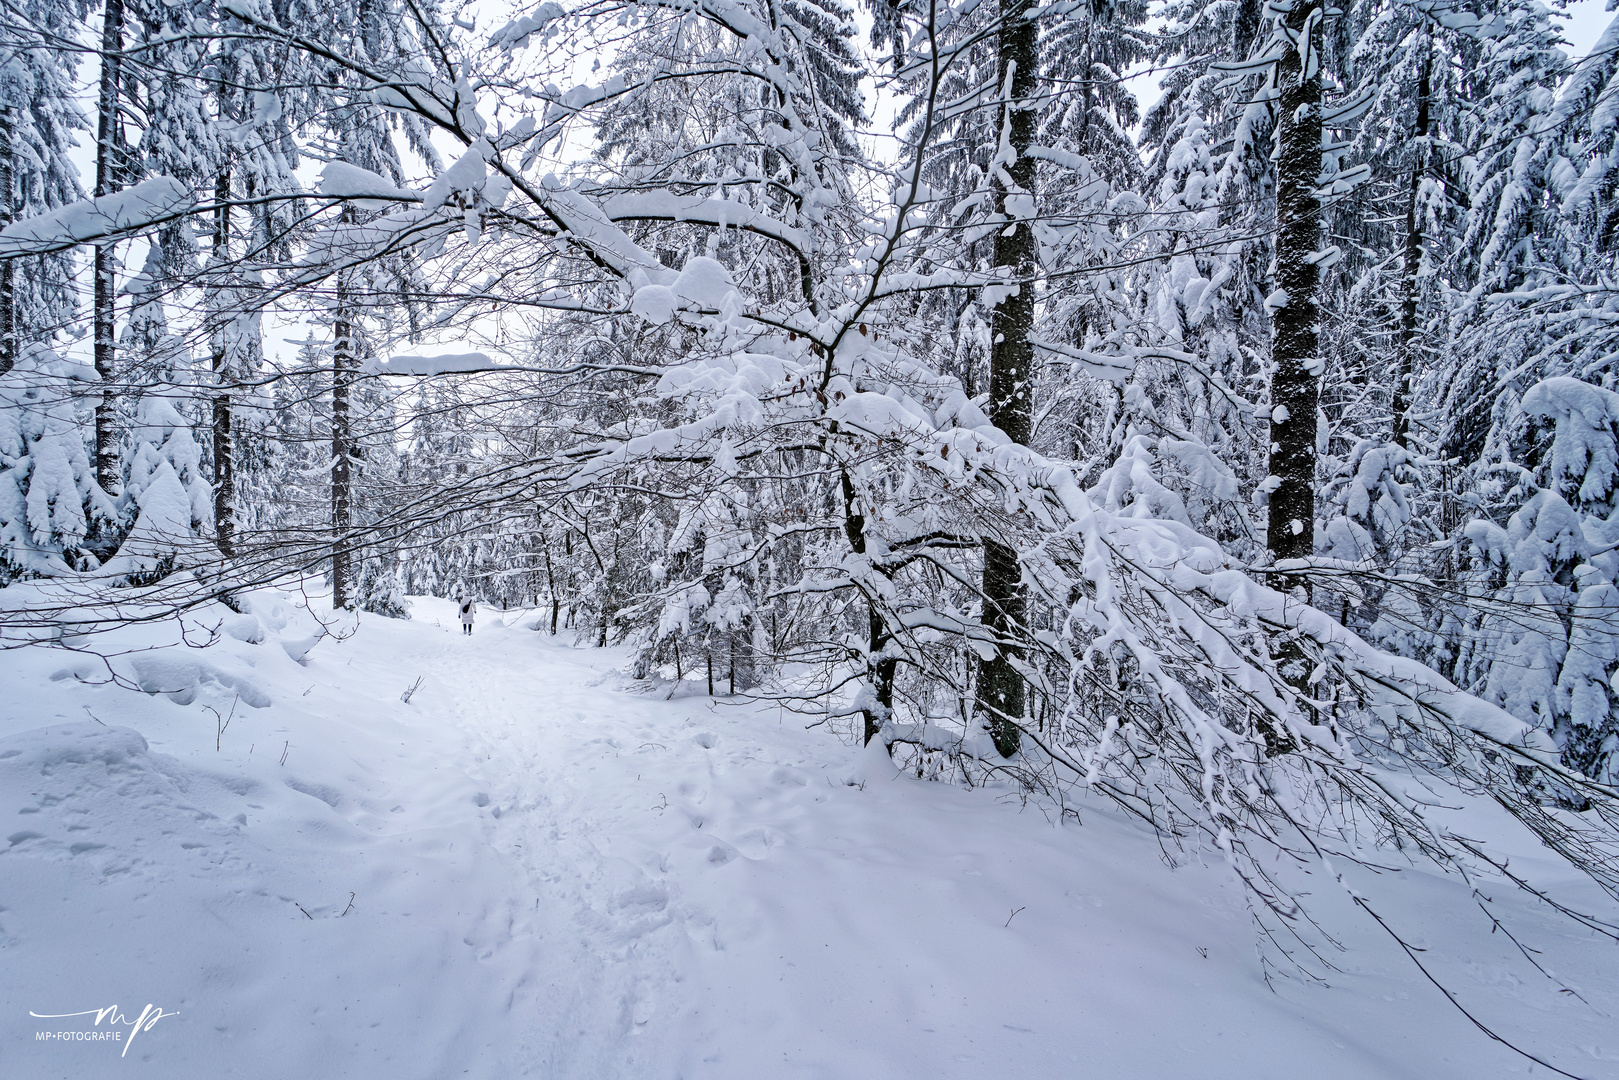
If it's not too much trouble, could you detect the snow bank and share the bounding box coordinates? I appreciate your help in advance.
[0,588,538,1078]
[2,595,1614,1078]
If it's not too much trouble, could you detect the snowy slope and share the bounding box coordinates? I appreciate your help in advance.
[1,590,1616,1079]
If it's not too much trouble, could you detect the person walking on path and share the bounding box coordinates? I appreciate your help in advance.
[459,595,475,635]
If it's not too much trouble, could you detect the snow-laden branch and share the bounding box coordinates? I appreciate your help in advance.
[0,178,195,258]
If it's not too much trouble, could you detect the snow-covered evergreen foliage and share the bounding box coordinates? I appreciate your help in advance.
[104,251,213,582]
[0,344,114,577]
[0,0,86,352]
[1454,377,1619,783]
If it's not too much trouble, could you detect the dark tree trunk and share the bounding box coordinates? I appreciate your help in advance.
[93,0,126,494]
[1263,0,1325,748]
[331,226,356,610]
[543,538,560,634]
[211,172,235,557]
[976,0,1038,759]
[1391,34,1432,451]
[562,532,573,631]
[0,99,14,373]
[1265,0,1324,590]
[870,604,897,737]
[841,468,891,746]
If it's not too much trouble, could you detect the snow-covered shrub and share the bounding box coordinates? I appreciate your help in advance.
[104,277,214,584]
[0,344,116,579]
[628,443,762,692]
[1453,378,1619,784]
[354,552,411,619]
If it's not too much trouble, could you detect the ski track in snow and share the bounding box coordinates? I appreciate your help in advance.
[2,594,1617,1079]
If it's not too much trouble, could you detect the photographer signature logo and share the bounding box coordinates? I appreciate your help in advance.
[30,1003,177,1058]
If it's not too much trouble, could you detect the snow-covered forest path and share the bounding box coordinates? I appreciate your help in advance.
[4,594,1616,1079]
[403,599,1619,1080]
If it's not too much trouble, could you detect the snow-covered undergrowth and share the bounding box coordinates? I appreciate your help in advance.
[2,592,1615,1078]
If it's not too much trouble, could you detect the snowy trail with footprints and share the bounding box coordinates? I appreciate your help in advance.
[408,599,1619,1079]
[3,593,1617,1079]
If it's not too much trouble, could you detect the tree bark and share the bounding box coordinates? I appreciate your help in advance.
[1265,0,1324,589]
[0,97,14,373]
[977,0,1038,759]
[1391,33,1431,451]
[211,172,235,557]
[331,210,356,610]
[1263,0,1325,748]
[93,0,125,493]
[841,468,892,746]
[542,536,560,633]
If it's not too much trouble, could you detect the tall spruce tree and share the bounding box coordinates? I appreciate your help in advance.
[1264,0,1325,596]
[975,0,1040,757]
[92,0,129,495]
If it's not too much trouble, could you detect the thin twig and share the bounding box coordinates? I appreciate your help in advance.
[1352,893,1594,1080]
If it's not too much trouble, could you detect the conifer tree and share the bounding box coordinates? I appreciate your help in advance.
[1265,0,1326,597]
[92,0,130,494]
[105,257,212,583]
[0,345,117,577]
[0,0,88,365]
[975,0,1040,757]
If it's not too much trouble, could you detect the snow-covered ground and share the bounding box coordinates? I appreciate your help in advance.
[2,589,1616,1079]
